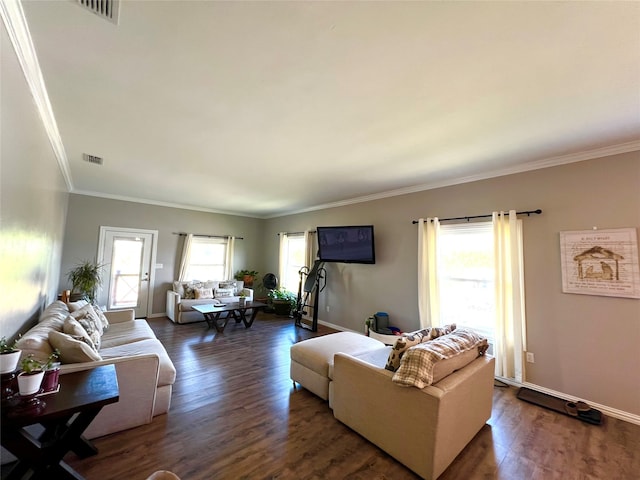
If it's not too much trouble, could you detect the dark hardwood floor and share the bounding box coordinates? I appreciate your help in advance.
[57,313,639,480]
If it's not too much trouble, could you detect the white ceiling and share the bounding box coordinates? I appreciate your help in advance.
[21,1,640,218]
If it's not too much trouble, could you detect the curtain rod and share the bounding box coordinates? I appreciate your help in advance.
[411,209,542,224]
[277,230,316,236]
[173,232,244,240]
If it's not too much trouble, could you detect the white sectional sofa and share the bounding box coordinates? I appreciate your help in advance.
[166,279,253,324]
[15,300,176,439]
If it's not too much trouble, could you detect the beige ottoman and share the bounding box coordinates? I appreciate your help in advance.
[290,331,385,406]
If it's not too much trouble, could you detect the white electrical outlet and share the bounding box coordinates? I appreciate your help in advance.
[526,352,535,363]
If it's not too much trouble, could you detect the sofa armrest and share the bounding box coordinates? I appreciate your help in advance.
[60,354,161,439]
[166,290,180,322]
[332,352,494,480]
[104,309,135,324]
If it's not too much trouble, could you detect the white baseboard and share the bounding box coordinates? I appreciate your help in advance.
[147,312,167,319]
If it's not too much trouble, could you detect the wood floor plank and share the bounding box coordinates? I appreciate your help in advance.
[33,313,638,480]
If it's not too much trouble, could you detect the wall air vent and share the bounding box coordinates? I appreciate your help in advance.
[83,153,104,165]
[76,0,120,25]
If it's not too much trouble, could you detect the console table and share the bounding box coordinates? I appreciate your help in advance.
[1,364,119,480]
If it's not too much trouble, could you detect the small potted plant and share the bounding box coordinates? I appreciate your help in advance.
[238,290,247,307]
[268,288,297,316]
[0,336,21,374]
[17,355,45,396]
[41,349,61,393]
[66,259,105,302]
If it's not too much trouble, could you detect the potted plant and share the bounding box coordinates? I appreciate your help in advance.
[17,355,45,396]
[0,336,21,374]
[67,260,105,302]
[238,290,247,307]
[234,269,259,287]
[267,287,297,316]
[41,349,61,393]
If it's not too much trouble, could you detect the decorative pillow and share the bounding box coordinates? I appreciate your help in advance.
[67,299,89,312]
[384,324,457,372]
[63,316,97,351]
[92,304,110,331]
[70,304,104,350]
[173,281,185,296]
[219,281,236,292]
[392,328,488,388]
[48,331,102,363]
[194,287,214,299]
[183,281,203,299]
[214,288,234,298]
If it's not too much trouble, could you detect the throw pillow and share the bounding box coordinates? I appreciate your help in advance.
[385,331,427,372]
[173,281,185,296]
[48,331,102,363]
[70,304,104,350]
[67,299,89,312]
[92,304,110,331]
[63,316,97,351]
[219,281,236,291]
[384,324,457,372]
[214,288,234,298]
[194,287,214,299]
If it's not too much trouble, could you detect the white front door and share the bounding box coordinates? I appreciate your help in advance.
[98,227,157,318]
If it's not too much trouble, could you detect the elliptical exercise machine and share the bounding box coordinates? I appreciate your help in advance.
[293,260,326,332]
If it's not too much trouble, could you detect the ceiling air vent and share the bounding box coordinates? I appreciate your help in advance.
[83,153,104,165]
[76,0,120,25]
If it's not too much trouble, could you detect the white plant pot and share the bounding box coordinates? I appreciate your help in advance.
[17,371,44,396]
[0,350,21,374]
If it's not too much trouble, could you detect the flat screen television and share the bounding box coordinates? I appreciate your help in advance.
[317,225,375,264]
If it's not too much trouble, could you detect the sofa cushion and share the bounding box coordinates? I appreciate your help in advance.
[385,324,456,372]
[100,320,157,349]
[15,302,70,362]
[392,328,488,388]
[63,317,98,351]
[101,339,177,387]
[48,331,102,363]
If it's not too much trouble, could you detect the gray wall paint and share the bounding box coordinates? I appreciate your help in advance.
[60,195,266,315]
[265,153,640,416]
[0,25,69,341]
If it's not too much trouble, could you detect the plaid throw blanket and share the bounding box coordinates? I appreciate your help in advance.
[392,328,489,388]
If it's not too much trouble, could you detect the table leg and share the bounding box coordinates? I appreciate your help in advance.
[241,307,261,328]
[204,312,229,333]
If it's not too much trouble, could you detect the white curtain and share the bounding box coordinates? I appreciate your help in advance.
[418,217,441,328]
[304,230,315,270]
[178,234,193,281]
[224,236,235,280]
[278,232,288,290]
[493,210,527,382]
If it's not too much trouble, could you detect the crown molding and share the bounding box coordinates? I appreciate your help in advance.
[70,189,259,218]
[268,140,640,218]
[0,0,73,191]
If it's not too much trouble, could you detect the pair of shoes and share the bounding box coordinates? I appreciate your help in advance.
[565,401,578,416]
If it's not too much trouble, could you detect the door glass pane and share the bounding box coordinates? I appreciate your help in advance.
[109,237,144,309]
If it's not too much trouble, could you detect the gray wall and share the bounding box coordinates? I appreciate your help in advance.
[60,195,266,315]
[264,153,640,416]
[0,24,69,342]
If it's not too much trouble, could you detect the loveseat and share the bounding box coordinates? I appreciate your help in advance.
[291,327,494,480]
[166,280,253,324]
[15,300,176,439]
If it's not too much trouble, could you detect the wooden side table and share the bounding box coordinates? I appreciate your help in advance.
[1,364,119,480]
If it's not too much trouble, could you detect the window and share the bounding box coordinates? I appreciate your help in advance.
[281,234,307,292]
[437,222,495,341]
[183,237,227,281]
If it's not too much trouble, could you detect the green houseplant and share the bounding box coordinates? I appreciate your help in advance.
[234,269,259,287]
[17,354,45,396]
[67,260,105,302]
[0,336,21,374]
[267,287,297,316]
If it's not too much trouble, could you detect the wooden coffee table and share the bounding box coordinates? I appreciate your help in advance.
[192,301,268,333]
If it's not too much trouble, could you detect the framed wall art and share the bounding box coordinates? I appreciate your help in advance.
[559,227,640,299]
